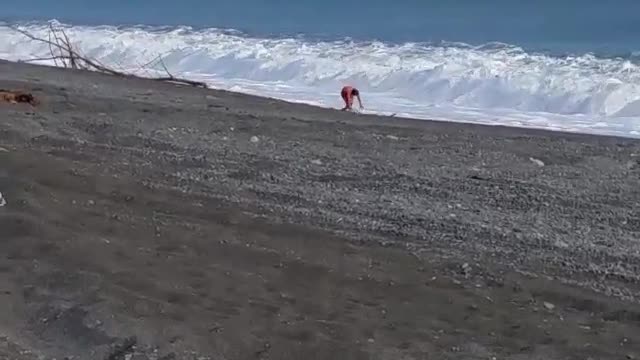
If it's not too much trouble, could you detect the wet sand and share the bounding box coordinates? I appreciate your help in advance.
[1,60,640,359]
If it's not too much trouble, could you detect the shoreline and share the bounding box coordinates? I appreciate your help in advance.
[2,42,640,140]
[1,60,640,359]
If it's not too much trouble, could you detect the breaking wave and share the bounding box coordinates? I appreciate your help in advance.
[1,21,640,136]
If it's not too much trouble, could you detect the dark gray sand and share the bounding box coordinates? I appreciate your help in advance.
[1,59,640,359]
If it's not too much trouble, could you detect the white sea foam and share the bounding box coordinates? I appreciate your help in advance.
[1,21,640,137]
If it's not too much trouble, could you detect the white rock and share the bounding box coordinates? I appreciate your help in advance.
[0,192,5,207]
[461,263,471,276]
[529,157,545,167]
[250,136,259,143]
[543,301,555,310]
[386,135,399,140]
[311,159,322,165]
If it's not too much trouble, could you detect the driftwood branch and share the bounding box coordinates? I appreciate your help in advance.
[19,56,73,64]
[11,25,208,88]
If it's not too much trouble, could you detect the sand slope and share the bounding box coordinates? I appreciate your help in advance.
[1,60,640,359]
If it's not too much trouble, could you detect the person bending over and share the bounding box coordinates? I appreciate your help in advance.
[340,86,363,111]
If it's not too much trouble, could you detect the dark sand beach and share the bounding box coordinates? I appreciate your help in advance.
[1,60,640,359]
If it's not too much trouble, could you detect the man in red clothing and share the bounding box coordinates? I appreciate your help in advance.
[340,86,363,111]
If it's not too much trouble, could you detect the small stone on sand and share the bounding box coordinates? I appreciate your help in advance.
[529,157,545,167]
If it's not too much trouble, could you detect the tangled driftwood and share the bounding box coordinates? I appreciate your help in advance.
[12,24,208,88]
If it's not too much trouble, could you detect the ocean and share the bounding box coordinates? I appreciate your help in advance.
[2,1,640,137]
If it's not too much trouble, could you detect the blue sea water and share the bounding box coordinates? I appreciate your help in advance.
[2,1,640,136]
[5,0,640,55]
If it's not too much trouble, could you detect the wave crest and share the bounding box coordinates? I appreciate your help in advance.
[1,21,640,136]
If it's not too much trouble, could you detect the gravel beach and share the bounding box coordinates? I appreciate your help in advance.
[1,60,640,359]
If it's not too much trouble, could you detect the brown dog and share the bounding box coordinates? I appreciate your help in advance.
[0,90,38,105]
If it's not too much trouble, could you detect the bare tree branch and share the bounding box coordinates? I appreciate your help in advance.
[11,25,208,88]
[47,31,60,67]
[18,56,73,63]
[159,57,173,78]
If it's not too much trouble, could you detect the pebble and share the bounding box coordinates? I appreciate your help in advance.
[543,302,555,310]
[250,136,259,143]
[461,263,472,276]
[87,200,95,206]
[386,135,399,140]
[311,159,322,165]
[529,157,545,167]
[367,338,375,344]
[0,192,5,207]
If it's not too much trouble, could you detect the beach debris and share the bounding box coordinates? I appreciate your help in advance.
[386,135,399,140]
[543,301,555,310]
[0,147,8,152]
[0,192,5,207]
[0,90,38,106]
[11,24,207,88]
[529,157,545,167]
[250,136,259,143]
